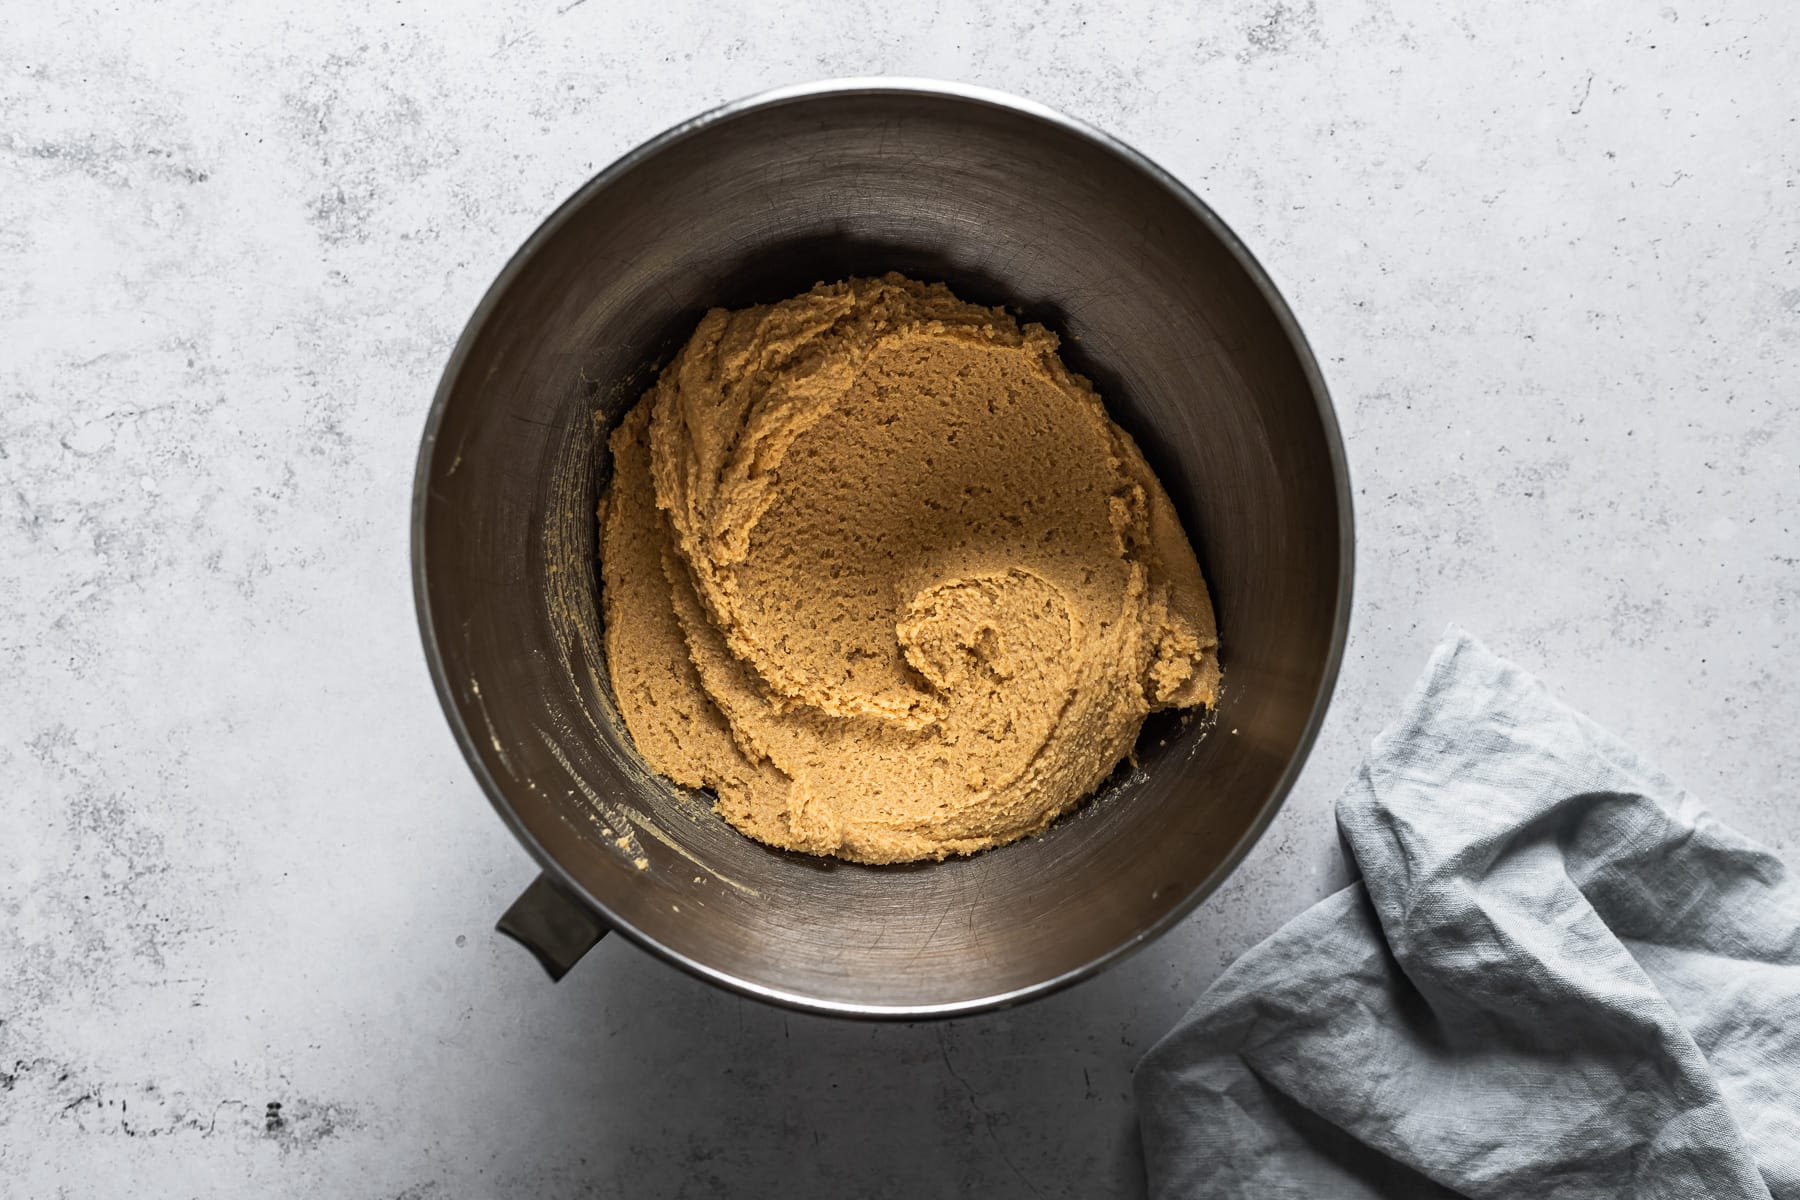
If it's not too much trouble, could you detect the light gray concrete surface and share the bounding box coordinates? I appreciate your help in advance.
[3,1,1797,1196]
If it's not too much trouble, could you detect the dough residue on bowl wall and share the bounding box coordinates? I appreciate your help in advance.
[599,274,1219,864]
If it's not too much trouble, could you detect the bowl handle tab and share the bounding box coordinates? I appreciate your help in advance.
[495,872,609,981]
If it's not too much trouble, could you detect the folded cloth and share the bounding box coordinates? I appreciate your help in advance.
[1136,629,1800,1199]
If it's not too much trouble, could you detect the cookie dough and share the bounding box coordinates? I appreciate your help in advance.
[600,275,1218,864]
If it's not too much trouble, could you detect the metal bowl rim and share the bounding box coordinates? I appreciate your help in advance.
[410,76,1356,1019]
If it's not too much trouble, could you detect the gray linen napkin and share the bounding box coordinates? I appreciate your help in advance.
[1136,629,1800,1199]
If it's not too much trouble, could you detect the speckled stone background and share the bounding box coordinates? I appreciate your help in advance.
[3,1,1796,1196]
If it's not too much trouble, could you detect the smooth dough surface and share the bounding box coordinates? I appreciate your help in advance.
[600,275,1219,864]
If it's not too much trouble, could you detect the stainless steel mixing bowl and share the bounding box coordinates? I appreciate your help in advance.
[412,79,1352,1018]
